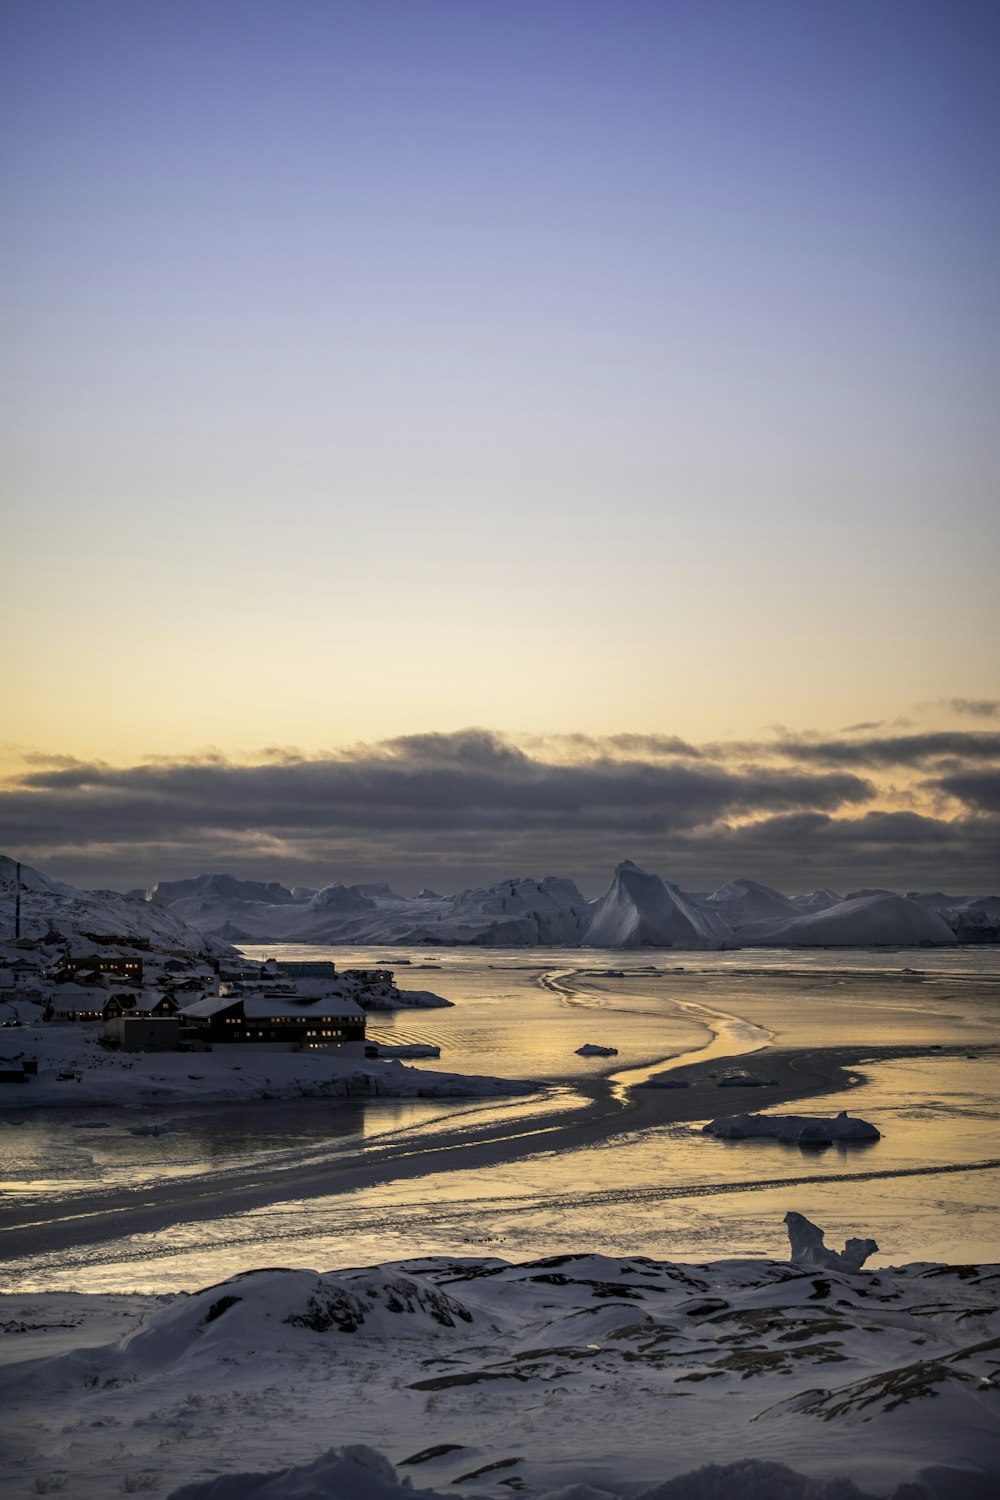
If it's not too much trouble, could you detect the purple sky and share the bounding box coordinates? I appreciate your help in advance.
[2,2,998,892]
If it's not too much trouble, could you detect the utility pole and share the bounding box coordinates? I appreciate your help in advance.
[14,860,21,940]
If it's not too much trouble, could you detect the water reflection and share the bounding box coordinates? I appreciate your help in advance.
[3,948,999,1291]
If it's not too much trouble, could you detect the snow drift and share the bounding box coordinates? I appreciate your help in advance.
[3,1243,998,1500]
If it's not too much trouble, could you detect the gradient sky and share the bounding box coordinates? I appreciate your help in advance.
[2,2,998,892]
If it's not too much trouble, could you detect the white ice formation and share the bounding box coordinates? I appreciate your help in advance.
[784,1210,879,1271]
[705,1110,880,1144]
[5,853,995,950]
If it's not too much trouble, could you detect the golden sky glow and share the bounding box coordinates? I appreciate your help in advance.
[2,3,997,892]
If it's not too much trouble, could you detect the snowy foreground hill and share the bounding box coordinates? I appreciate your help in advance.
[136,862,998,949]
[1,1235,996,1498]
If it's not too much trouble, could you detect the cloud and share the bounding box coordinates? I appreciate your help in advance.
[947,698,1000,719]
[930,769,1000,814]
[6,732,874,845]
[2,725,997,893]
[770,730,1000,768]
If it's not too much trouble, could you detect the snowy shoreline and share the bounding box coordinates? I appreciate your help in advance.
[0,1020,532,1112]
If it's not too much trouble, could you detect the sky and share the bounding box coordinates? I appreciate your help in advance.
[2,1,998,895]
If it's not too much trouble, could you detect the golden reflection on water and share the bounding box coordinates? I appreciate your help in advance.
[3,948,999,1291]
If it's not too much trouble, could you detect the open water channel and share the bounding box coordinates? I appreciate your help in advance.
[2,947,998,1290]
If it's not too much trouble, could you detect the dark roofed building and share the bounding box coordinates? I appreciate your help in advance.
[179,993,366,1052]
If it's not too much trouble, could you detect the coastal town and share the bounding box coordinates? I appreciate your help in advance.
[0,862,549,1108]
[2,941,377,1057]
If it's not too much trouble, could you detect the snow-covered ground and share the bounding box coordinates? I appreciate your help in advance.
[0,855,231,959]
[0,1022,531,1108]
[1,1235,997,1499]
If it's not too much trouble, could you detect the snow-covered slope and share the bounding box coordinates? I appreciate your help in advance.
[737,892,959,947]
[586,862,734,949]
[0,856,231,959]
[2,1243,997,1499]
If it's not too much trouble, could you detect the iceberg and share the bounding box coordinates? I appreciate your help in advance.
[736,892,958,947]
[585,862,734,949]
[784,1210,879,1271]
[701,878,799,930]
[704,1110,880,1143]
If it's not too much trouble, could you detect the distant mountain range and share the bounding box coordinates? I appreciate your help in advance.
[4,854,997,953]
[119,860,999,949]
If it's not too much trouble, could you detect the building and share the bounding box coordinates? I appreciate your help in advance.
[103,1016,182,1052]
[342,968,394,988]
[45,982,107,1022]
[102,992,180,1020]
[179,992,366,1052]
[277,960,338,981]
[60,953,144,984]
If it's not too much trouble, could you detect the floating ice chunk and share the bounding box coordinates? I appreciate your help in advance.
[704,1110,880,1144]
[784,1210,878,1272]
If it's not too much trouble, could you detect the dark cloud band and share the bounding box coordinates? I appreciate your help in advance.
[2,727,997,893]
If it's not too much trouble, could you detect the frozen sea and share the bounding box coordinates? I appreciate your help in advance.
[2,946,998,1292]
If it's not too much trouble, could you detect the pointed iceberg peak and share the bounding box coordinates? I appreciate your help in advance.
[586,863,733,949]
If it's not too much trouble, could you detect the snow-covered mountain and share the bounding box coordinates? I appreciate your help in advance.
[0,856,232,959]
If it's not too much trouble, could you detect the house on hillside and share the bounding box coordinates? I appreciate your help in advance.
[59,953,144,984]
[45,982,107,1022]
